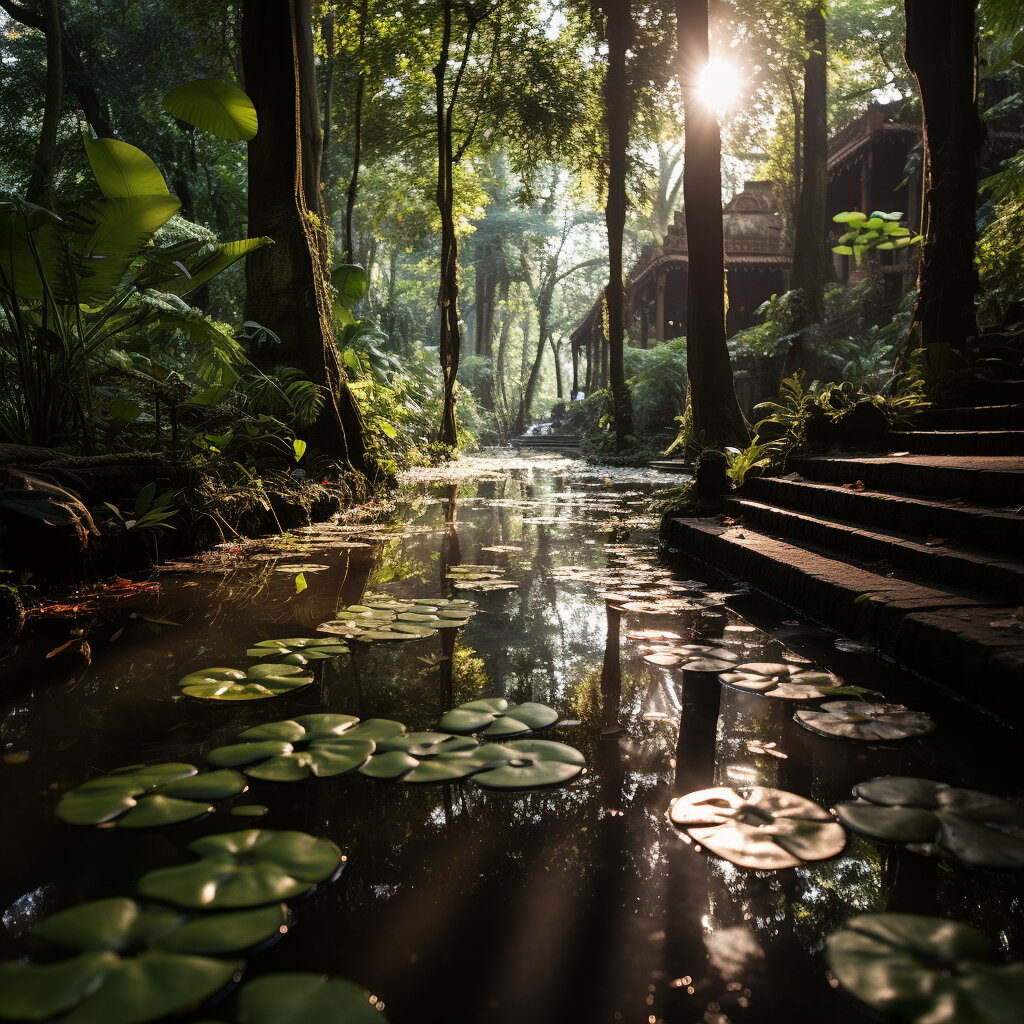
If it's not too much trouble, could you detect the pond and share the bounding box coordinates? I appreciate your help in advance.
[1,452,1022,1024]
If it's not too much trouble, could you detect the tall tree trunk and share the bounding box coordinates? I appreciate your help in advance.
[26,0,62,205]
[495,278,512,430]
[675,0,748,450]
[242,0,370,477]
[551,338,563,399]
[603,0,634,451]
[514,292,552,435]
[434,0,480,447]
[904,0,980,352]
[320,8,335,174]
[784,0,828,375]
[343,0,368,261]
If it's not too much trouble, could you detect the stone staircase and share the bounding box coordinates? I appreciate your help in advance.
[508,433,581,452]
[662,392,1024,718]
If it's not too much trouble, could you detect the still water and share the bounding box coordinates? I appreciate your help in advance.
[1,453,1021,1023]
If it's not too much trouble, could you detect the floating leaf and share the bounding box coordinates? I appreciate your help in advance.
[33,898,286,957]
[163,79,258,141]
[827,914,1024,1024]
[359,732,481,780]
[0,951,235,1024]
[236,973,386,1024]
[795,701,934,741]
[177,664,313,701]
[668,786,846,869]
[836,776,1024,868]
[246,638,350,665]
[316,597,475,642]
[439,698,559,738]
[719,663,841,701]
[56,764,246,828]
[471,740,586,790]
[138,830,342,909]
[207,714,376,781]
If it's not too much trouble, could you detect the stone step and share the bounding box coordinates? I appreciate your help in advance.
[742,475,1024,551]
[726,497,1024,603]
[888,429,1024,455]
[954,377,1024,404]
[649,459,690,473]
[914,403,1024,430]
[660,517,1024,719]
[790,453,1024,505]
[509,435,580,448]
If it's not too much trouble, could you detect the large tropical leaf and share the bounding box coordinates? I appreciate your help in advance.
[166,237,274,296]
[70,197,181,256]
[83,136,169,199]
[163,79,258,141]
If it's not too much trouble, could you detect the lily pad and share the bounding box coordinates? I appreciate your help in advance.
[32,898,286,956]
[237,973,386,1024]
[827,913,1024,1024]
[836,776,1024,868]
[178,664,313,701]
[471,739,586,790]
[719,663,843,700]
[668,786,846,869]
[359,732,478,779]
[246,638,350,665]
[137,829,342,909]
[0,951,236,1024]
[56,764,247,828]
[317,596,476,642]
[795,701,935,741]
[439,698,559,737]
[207,714,376,781]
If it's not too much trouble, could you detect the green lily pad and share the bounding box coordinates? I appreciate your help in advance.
[827,913,1024,1024]
[178,664,313,701]
[471,740,586,790]
[137,829,342,909]
[668,786,846,869]
[246,638,350,665]
[795,701,935,741]
[236,973,386,1024]
[230,804,269,818]
[836,776,1024,868]
[359,732,479,779]
[208,714,374,781]
[439,698,559,737]
[402,744,516,784]
[317,596,476,643]
[0,949,236,1024]
[32,898,286,956]
[719,663,841,700]
[56,764,247,828]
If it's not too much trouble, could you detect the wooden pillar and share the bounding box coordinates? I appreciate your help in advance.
[585,337,593,393]
[859,152,871,214]
[655,270,667,344]
[571,342,580,397]
[639,286,650,349]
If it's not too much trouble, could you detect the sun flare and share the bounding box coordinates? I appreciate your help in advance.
[697,58,741,114]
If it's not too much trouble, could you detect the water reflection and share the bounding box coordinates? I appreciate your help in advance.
[0,454,1021,1023]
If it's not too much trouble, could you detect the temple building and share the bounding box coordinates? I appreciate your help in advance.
[569,102,928,399]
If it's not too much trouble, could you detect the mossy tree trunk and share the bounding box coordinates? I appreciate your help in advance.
[675,0,748,450]
[242,0,369,476]
[603,0,635,452]
[904,0,980,352]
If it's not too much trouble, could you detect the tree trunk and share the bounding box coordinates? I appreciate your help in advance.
[514,296,551,435]
[675,0,748,450]
[603,0,634,451]
[904,0,980,351]
[343,0,368,260]
[551,338,563,399]
[785,1,828,375]
[320,8,335,174]
[26,0,62,206]
[242,0,370,476]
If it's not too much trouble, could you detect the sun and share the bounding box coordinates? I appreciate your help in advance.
[697,58,741,114]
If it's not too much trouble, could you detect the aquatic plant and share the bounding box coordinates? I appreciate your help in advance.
[439,697,560,737]
[0,898,286,1024]
[56,763,247,828]
[137,830,342,909]
[177,664,313,701]
[795,701,934,741]
[236,972,388,1023]
[836,776,1024,869]
[668,786,846,869]
[207,715,402,781]
[827,914,1024,1023]
[246,638,351,665]
[718,662,858,701]
[317,596,476,642]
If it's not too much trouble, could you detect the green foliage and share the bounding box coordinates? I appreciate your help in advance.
[831,210,922,262]
[162,79,259,141]
[724,436,781,487]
